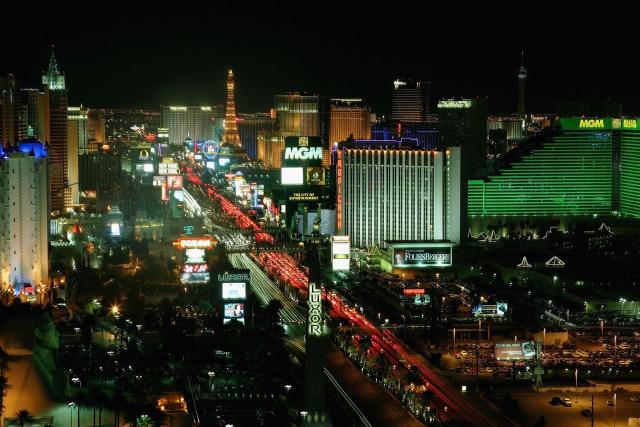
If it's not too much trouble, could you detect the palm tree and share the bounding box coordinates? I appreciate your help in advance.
[0,375,10,427]
[15,409,33,427]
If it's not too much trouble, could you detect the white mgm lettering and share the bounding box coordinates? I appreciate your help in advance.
[284,146,322,161]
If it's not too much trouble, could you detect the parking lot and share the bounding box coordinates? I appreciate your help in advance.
[512,390,640,427]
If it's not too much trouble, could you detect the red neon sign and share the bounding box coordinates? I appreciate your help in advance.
[173,236,215,250]
[403,288,425,295]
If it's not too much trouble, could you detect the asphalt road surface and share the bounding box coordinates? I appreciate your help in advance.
[512,390,640,427]
[325,344,425,427]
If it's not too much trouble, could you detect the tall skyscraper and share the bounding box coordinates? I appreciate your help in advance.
[160,105,223,145]
[437,98,488,178]
[237,113,275,158]
[336,139,461,248]
[42,48,70,212]
[87,108,106,143]
[0,139,49,294]
[256,132,283,169]
[0,76,28,147]
[391,79,431,123]
[222,69,241,146]
[275,93,320,138]
[517,50,527,120]
[67,106,88,206]
[328,98,371,166]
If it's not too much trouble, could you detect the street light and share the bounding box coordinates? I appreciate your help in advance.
[208,371,215,392]
[68,402,76,427]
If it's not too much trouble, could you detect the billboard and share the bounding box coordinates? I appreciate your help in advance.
[403,288,430,305]
[331,236,350,271]
[288,191,320,202]
[281,167,304,185]
[166,175,183,189]
[184,249,206,263]
[174,236,215,250]
[284,136,323,167]
[307,282,322,336]
[180,271,210,284]
[306,167,325,185]
[183,263,208,273]
[222,282,247,300]
[159,158,179,175]
[153,176,167,186]
[391,244,453,268]
[495,341,536,361]
[473,303,508,317]
[224,303,245,318]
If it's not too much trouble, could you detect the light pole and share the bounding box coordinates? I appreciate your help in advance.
[208,371,215,392]
[543,327,546,354]
[613,392,617,427]
[601,320,604,338]
[68,402,75,427]
[575,368,578,404]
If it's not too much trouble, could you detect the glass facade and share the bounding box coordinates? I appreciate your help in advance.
[468,117,640,220]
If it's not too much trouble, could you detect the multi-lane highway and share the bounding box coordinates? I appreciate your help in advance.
[187,171,498,425]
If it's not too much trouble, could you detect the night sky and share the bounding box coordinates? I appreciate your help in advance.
[2,10,637,115]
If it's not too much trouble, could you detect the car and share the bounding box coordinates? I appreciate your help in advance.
[605,400,614,406]
[561,398,572,407]
[581,409,592,417]
[550,397,561,405]
[630,395,640,402]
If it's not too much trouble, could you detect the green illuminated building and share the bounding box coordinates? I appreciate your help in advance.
[468,117,640,234]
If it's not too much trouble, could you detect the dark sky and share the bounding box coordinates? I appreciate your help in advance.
[2,9,638,115]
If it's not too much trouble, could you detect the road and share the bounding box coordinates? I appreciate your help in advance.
[513,390,640,427]
[324,344,424,427]
[229,252,305,326]
[189,172,497,425]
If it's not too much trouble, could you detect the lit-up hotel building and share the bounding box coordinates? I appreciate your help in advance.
[336,140,462,248]
[328,98,371,166]
[468,117,640,235]
[160,105,223,144]
[392,79,431,123]
[0,139,49,294]
[275,93,320,137]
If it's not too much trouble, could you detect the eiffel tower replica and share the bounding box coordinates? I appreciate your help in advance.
[222,69,241,146]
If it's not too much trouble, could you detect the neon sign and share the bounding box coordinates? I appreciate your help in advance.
[174,236,215,249]
[307,282,322,336]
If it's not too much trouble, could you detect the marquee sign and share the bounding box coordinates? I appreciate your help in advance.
[307,282,322,336]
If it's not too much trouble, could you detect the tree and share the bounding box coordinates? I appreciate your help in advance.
[0,375,10,427]
[15,409,34,427]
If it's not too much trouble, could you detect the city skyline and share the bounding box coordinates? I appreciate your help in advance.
[1,12,636,114]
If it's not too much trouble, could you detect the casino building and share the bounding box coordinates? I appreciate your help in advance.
[468,117,640,235]
[336,139,462,248]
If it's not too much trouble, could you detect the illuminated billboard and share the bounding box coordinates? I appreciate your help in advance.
[306,167,325,185]
[183,263,208,273]
[307,282,322,336]
[166,175,183,189]
[281,167,304,185]
[174,236,215,250]
[390,242,453,268]
[135,163,155,174]
[473,303,508,318]
[153,176,167,186]
[331,236,350,271]
[495,341,536,361]
[224,303,245,318]
[284,136,323,167]
[180,272,210,284]
[222,282,247,300]
[159,158,179,175]
[403,288,430,305]
[184,249,206,263]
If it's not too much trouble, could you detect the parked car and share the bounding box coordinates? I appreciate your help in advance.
[561,398,572,407]
[550,397,561,405]
[605,400,614,406]
[630,395,640,402]
[581,409,592,417]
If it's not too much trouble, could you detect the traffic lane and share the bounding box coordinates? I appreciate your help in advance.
[512,390,640,427]
[325,344,425,427]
